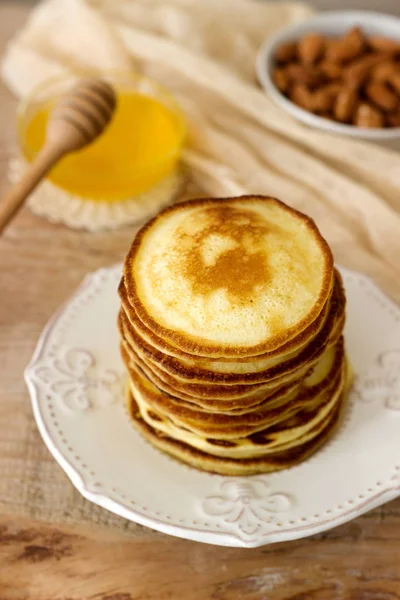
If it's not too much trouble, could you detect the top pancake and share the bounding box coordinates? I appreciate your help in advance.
[124,196,334,358]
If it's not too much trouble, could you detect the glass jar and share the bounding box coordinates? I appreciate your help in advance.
[17,71,186,203]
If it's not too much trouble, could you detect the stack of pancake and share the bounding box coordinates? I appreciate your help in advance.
[118,196,350,475]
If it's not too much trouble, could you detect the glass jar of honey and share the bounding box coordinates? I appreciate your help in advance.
[17,72,186,203]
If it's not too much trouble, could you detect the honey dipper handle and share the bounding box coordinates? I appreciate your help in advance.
[0,142,66,233]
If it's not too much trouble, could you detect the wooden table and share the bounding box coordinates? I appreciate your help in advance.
[1,3,400,598]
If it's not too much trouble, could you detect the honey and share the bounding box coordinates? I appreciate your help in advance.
[21,91,184,201]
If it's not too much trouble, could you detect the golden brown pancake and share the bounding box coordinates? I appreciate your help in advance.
[118,296,344,406]
[118,195,350,475]
[121,342,304,412]
[122,339,308,406]
[134,375,344,458]
[123,196,334,359]
[123,339,345,438]
[119,271,344,385]
[126,386,347,475]
[119,271,334,364]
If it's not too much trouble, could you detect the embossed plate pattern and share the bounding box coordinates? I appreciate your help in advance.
[25,265,400,547]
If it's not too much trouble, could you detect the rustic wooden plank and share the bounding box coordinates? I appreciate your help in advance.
[0,514,400,599]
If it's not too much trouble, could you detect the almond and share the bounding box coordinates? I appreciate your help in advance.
[347,26,366,48]
[285,63,322,87]
[313,83,341,112]
[273,27,400,130]
[343,53,386,88]
[368,36,400,54]
[290,83,315,111]
[326,26,365,63]
[371,61,399,82]
[388,72,400,95]
[323,38,337,57]
[298,33,324,65]
[387,109,400,127]
[319,60,342,80]
[325,40,349,63]
[354,103,384,128]
[272,68,289,93]
[318,112,334,121]
[334,88,358,122]
[365,81,398,112]
[275,41,297,64]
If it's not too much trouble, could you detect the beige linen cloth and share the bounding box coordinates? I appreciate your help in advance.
[2,0,400,533]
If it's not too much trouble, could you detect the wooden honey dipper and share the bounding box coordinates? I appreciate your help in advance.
[0,78,117,232]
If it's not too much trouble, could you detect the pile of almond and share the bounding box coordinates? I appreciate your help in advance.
[272,27,400,128]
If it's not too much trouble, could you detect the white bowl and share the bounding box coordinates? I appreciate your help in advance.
[256,11,400,142]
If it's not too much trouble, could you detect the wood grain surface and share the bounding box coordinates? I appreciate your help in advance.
[1,3,400,599]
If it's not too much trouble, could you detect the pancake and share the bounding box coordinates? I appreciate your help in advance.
[121,338,306,408]
[129,350,345,442]
[123,196,334,359]
[126,386,347,476]
[121,342,304,413]
[119,272,344,385]
[119,271,334,364]
[119,296,344,407]
[124,339,345,438]
[118,194,350,475]
[133,370,345,458]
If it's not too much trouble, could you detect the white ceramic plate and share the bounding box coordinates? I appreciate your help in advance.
[25,265,400,547]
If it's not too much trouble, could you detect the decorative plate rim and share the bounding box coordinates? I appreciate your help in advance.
[24,264,400,547]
